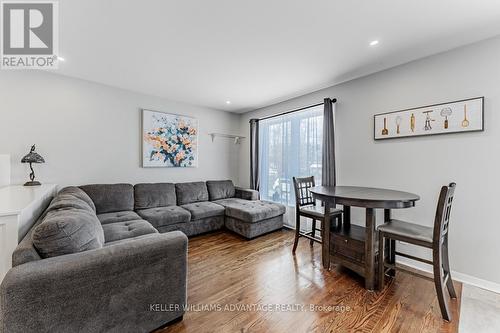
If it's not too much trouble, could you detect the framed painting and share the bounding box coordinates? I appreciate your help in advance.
[374,97,484,140]
[142,109,198,167]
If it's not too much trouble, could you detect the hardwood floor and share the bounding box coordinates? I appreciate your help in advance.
[157,229,461,333]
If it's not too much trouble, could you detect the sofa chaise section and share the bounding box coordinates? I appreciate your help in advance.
[207,180,286,239]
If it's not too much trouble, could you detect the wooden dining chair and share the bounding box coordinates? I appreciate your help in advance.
[378,183,457,321]
[292,176,342,253]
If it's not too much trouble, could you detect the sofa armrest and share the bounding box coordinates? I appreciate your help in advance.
[235,187,259,201]
[0,231,188,333]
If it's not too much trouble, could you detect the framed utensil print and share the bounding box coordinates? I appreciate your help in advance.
[374,97,484,140]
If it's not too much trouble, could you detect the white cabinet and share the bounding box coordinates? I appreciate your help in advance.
[0,184,57,282]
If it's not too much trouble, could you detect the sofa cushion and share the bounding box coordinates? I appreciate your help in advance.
[235,187,259,201]
[213,198,250,207]
[175,182,209,205]
[47,193,95,214]
[102,220,158,243]
[136,206,191,227]
[80,183,134,214]
[206,180,236,201]
[103,233,162,246]
[225,215,284,239]
[57,186,96,212]
[214,198,286,223]
[32,207,105,258]
[97,211,142,225]
[134,183,176,210]
[180,201,225,220]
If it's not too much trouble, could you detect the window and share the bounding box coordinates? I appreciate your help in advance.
[259,105,323,206]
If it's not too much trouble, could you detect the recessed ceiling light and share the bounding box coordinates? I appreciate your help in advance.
[57,56,65,61]
[369,40,379,46]
[226,101,231,105]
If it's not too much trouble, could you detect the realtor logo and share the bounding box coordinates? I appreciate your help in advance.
[1,1,59,69]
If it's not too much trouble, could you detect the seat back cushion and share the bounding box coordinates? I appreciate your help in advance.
[79,183,134,214]
[134,183,176,209]
[49,187,97,213]
[206,180,236,201]
[175,182,209,205]
[32,192,105,258]
[56,186,96,212]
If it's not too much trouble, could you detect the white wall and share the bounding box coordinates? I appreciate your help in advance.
[0,155,10,187]
[239,36,500,288]
[0,71,242,186]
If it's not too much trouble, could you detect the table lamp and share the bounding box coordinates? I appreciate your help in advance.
[21,145,45,186]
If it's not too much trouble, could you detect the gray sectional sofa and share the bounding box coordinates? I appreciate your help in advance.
[79,180,286,239]
[0,180,285,333]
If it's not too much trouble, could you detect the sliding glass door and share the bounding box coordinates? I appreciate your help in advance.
[259,105,323,208]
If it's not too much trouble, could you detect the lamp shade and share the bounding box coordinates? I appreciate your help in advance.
[21,145,45,164]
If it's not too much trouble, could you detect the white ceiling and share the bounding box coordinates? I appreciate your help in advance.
[57,0,500,113]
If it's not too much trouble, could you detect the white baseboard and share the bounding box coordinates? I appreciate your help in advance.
[396,256,500,295]
[451,271,500,295]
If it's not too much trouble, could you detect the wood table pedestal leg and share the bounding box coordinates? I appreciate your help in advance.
[384,209,396,277]
[321,200,331,269]
[365,208,376,290]
[343,205,351,228]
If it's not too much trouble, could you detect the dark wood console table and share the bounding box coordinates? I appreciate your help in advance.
[309,186,419,290]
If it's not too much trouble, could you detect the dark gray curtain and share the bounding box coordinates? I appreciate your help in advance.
[249,119,260,191]
[322,98,336,186]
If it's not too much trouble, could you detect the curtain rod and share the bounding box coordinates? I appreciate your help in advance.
[255,98,337,121]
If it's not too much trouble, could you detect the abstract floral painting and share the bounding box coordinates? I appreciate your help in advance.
[142,109,198,167]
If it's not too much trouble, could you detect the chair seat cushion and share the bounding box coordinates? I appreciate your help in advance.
[102,220,158,243]
[136,206,191,227]
[299,205,342,218]
[97,211,142,225]
[377,219,433,244]
[180,201,225,220]
[214,198,286,223]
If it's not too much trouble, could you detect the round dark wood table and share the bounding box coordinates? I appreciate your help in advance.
[309,186,420,290]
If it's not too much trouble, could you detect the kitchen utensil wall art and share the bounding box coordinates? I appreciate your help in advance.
[374,97,483,140]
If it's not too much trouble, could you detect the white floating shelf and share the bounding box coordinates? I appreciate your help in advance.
[209,133,246,144]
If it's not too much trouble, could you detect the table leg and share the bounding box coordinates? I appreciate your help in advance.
[343,205,351,229]
[322,200,331,269]
[384,209,391,222]
[365,208,376,290]
[384,209,395,277]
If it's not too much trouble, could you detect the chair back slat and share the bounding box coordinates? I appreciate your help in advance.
[433,183,456,242]
[292,176,315,207]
